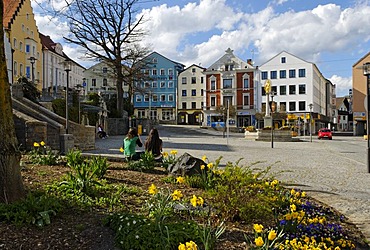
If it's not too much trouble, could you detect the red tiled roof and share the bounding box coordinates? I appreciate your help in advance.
[3,0,22,29]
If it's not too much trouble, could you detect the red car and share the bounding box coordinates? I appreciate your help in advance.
[318,128,332,140]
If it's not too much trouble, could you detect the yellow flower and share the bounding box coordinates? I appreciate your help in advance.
[201,155,207,162]
[163,152,169,157]
[290,204,296,212]
[190,195,198,207]
[170,150,178,155]
[197,196,204,206]
[33,142,40,147]
[176,176,185,184]
[290,189,296,195]
[148,184,158,195]
[185,241,198,250]
[207,162,214,169]
[268,229,277,241]
[172,190,183,200]
[255,236,264,247]
[253,224,263,233]
[40,141,45,146]
[271,179,279,186]
[119,147,124,153]
[178,243,186,250]
[301,191,306,197]
[200,164,205,170]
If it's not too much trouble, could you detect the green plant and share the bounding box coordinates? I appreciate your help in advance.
[28,141,60,165]
[127,151,156,171]
[162,150,179,168]
[198,220,226,250]
[88,155,109,179]
[66,149,85,168]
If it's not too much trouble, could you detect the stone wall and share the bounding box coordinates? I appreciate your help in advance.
[107,117,129,136]
[255,129,300,142]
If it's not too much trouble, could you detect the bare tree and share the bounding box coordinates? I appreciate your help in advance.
[216,104,236,137]
[63,0,150,116]
[0,0,25,203]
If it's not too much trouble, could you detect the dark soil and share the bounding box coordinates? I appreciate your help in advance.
[0,162,368,250]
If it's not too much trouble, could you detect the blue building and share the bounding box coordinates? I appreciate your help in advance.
[133,52,184,124]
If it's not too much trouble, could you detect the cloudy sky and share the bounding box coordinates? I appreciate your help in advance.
[32,0,370,97]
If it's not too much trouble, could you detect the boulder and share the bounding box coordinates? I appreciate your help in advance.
[167,152,206,176]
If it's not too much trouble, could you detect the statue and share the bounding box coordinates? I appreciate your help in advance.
[264,79,271,94]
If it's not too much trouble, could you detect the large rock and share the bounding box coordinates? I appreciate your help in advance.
[167,152,206,176]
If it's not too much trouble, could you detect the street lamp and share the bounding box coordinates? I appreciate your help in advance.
[309,103,313,143]
[363,62,370,173]
[62,59,72,134]
[270,91,276,148]
[28,56,36,83]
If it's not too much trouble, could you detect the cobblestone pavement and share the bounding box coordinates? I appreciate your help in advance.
[84,124,370,244]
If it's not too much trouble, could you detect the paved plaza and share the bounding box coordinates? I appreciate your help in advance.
[85,124,370,244]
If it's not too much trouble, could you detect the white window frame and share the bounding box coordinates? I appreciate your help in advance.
[210,76,216,91]
[136,95,142,102]
[243,73,250,89]
[168,81,174,88]
[168,94,174,102]
[243,93,250,108]
[160,94,166,102]
[160,81,166,88]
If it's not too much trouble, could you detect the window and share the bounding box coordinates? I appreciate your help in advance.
[168,94,174,102]
[280,102,286,112]
[168,81,173,88]
[92,79,96,86]
[160,69,165,75]
[13,38,17,48]
[152,58,157,63]
[25,44,30,53]
[280,85,286,95]
[211,96,216,106]
[103,78,107,86]
[243,94,250,107]
[152,81,158,88]
[262,87,266,96]
[152,69,157,75]
[279,70,286,79]
[201,77,204,84]
[182,102,186,109]
[243,74,250,89]
[261,71,268,80]
[211,79,216,90]
[271,86,277,94]
[201,89,204,96]
[182,90,187,96]
[144,69,150,75]
[289,69,296,78]
[182,77,187,84]
[289,101,296,111]
[191,89,196,96]
[152,94,158,102]
[168,69,173,75]
[298,69,306,77]
[223,79,232,89]
[26,13,29,20]
[160,95,166,101]
[299,101,306,111]
[102,67,108,73]
[137,110,145,118]
[191,77,196,84]
[19,64,23,75]
[19,42,23,51]
[281,57,286,63]
[270,71,277,79]
[14,62,17,76]
[136,95,142,102]
[191,102,196,109]
[160,81,166,88]
[26,66,30,78]
[201,101,204,108]
[192,68,196,73]
[144,94,149,102]
[289,85,296,95]
[299,84,306,94]
[162,109,173,121]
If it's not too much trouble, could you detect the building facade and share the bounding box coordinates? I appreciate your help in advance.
[260,51,335,133]
[4,0,43,87]
[177,64,205,125]
[133,52,184,123]
[352,52,370,136]
[203,48,256,129]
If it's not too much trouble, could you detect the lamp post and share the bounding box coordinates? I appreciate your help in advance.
[28,56,36,83]
[62,59,72,134]
[270,92,276,148]
[363,62,370,173]
[309,103,313,143]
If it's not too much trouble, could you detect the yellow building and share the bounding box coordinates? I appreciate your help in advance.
[3,0,43,89]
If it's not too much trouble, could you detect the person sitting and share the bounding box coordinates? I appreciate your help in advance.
[123,127,143,161]
[97,124,107,139]
[144,128,163,162]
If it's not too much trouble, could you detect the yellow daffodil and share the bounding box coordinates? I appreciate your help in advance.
[163,152,169,157]
[185,241,198,250]
[40,141,45,146]
[178,243,186,250]
[201,155,207,162]
[200,164,205,170]
[290,189,296,195]
[207,162,214,169]
[255,236,264,247]
[253,224,263,233]
[171,190,183,200]
[190,195,198,207]
[290,204,296,212]
[33,142,40,147]
[170,150,178,155]
[301,191,306,197]
[176,176,185,184]
[271,179,279,186]
[119,147,124,153]
[196,196,204,206]
[148,184,158,195]
[268,229,277,241]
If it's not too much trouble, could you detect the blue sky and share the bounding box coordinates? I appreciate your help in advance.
[33,0,370,97]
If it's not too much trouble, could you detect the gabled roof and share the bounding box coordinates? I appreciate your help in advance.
[180,63,206,73]
[40,33,58,52]
[145,51,185,68]
[260,50,311,67]
[3,0,23,29]
[206,48,253,71]
[352,51,370,68]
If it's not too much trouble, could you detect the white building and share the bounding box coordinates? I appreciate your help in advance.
[259,51,335,133]
[177,64,206,125]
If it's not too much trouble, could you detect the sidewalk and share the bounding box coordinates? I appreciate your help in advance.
[84,125,370,245]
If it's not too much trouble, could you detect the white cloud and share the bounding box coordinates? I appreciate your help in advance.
[329,75,352,97]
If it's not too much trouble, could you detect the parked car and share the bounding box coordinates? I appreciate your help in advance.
[318,128,332,140]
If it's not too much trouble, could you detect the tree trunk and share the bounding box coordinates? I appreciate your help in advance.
[0,0,25,203]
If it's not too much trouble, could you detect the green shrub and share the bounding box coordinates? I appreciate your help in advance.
[127,151,156,171]
[28,141,60,165]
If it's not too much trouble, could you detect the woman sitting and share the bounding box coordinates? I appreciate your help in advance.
[144,128,163,162]
[123,127,143,161]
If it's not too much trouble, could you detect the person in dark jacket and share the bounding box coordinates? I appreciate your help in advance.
[144,128,163,161]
